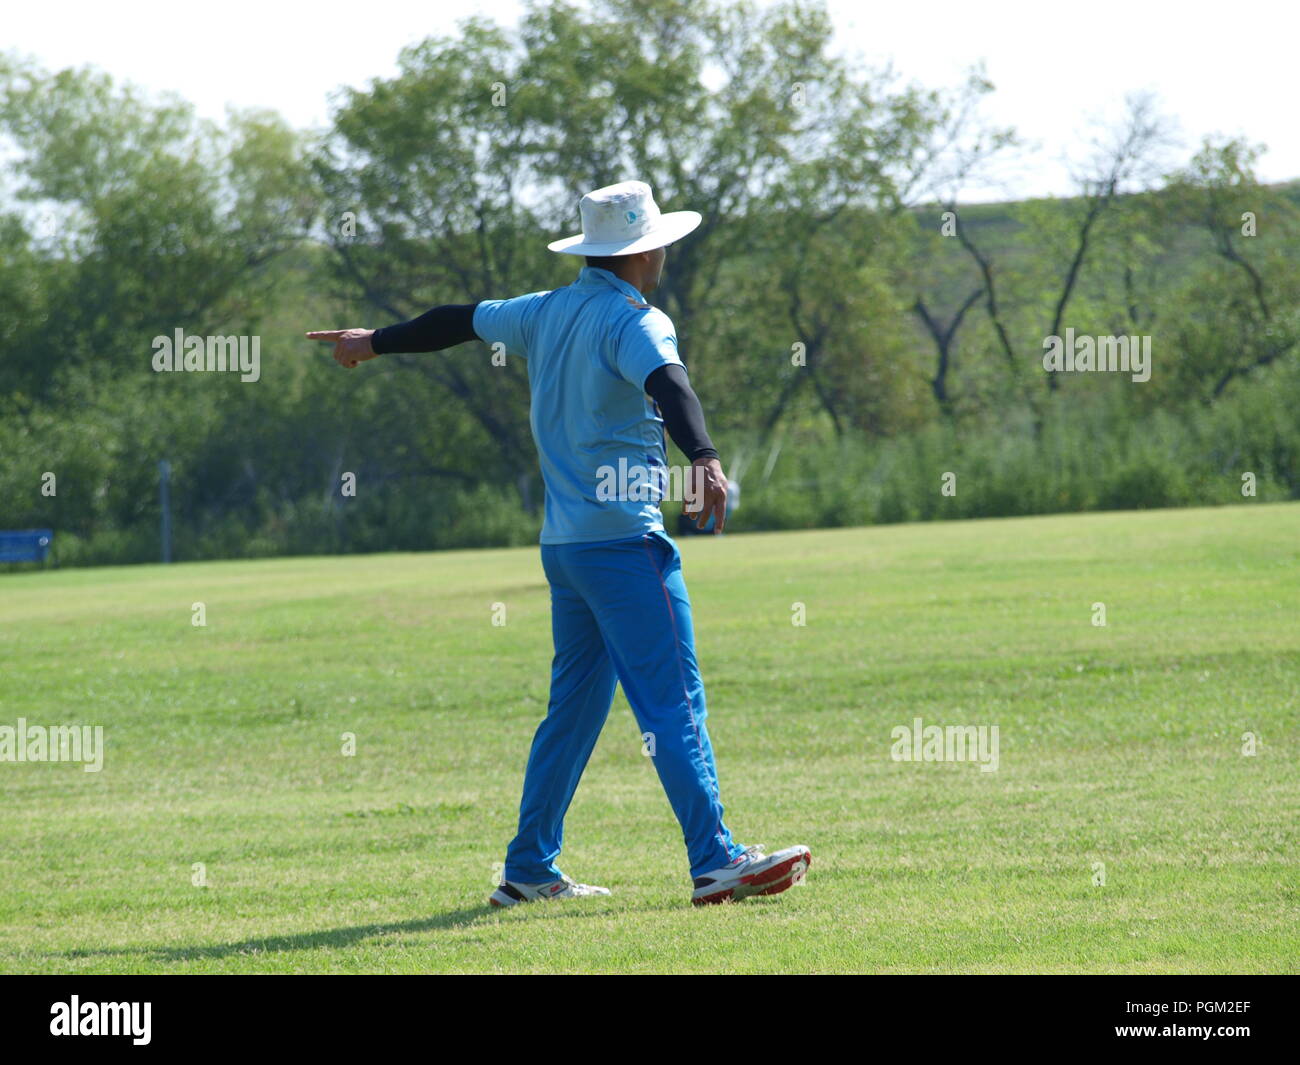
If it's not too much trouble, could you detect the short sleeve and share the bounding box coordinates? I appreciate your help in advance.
[615,308,684,389]
[472,291,549,359]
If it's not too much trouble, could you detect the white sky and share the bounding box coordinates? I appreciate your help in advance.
[3,0,1293,202]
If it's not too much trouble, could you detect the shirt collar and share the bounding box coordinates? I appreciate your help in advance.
[577,265,650,305]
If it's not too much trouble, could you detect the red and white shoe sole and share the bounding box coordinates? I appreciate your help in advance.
[692,849,812,906]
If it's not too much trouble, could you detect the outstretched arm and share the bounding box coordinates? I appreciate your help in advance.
[372,302,481,354]
[305,302,482,368]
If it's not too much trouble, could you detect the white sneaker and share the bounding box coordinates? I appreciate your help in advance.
[489,872,611,908]
[691,844,811,906]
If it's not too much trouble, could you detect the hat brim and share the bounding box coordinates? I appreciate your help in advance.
[547,210,702,256]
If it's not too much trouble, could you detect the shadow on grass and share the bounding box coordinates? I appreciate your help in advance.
[57,906,494,964]
[52,898,662,966]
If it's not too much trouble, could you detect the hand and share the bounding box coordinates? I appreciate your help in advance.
[305,328,379,369]
[683,456,728,534]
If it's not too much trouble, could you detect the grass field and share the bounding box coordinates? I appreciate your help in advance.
[1,504,1296,974]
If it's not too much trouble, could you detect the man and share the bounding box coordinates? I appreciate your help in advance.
[307,180,810,907]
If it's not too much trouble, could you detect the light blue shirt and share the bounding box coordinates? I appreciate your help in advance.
[473,266,685,544]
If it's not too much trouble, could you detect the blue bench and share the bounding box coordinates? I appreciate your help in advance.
[0,529,54,563]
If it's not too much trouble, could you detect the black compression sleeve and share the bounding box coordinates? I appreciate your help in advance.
[644,363,719,463]
[370,302,481,354]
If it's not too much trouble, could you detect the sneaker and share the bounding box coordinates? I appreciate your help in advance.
[691,844,811,906]
[489,872,611,908]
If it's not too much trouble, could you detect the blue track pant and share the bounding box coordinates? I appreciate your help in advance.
[503,528,746,882]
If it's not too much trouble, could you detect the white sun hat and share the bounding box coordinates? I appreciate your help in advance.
[547,180,702,256]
